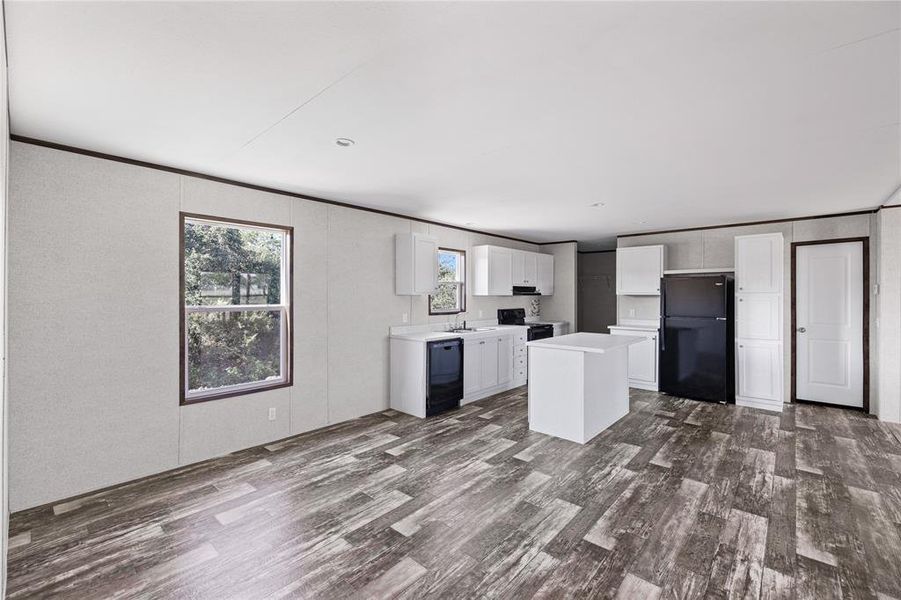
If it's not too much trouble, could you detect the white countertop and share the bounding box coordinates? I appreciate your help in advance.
[609,323,659,332]
[527,332,644,354]
[391,325,528,342]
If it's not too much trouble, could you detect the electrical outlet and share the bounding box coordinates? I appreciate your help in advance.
[629,308,636,317]
[402,312,409,323]
[268,407,276,421]
[478,310,483,318]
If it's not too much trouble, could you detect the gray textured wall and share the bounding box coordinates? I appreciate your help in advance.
[6,142,547,510]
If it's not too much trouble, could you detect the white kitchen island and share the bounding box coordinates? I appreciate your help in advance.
[526,332,644,444]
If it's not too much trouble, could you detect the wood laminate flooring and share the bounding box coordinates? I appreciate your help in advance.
[8,388,901,599]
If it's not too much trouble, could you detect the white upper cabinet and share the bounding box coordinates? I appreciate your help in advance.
[474,246,553,296]
[512,250,540,286]
[537,253,554,295]
[735,234,783,293]
[512,251,525,286]
[395,233,438,295]
[472,245,513,296]
[616,245,665,295]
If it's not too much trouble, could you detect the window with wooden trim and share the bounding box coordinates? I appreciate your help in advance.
[180,213,293,403]
[429,248,466,315]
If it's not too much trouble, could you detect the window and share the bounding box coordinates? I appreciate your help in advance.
[429,248,466,315]
[180,213,293,403]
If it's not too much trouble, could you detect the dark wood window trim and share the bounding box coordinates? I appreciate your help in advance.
[179,212,295,405]
[789,237,869,412]
[429,248,467,316]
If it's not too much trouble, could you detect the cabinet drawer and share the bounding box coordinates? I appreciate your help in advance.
[515,356,527,368]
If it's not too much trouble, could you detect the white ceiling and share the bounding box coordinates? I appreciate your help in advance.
[6,1,901,248]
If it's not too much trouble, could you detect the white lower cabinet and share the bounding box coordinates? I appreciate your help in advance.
[463,339,483,397]
[463,333,517,403]
[608,326,658,391]
[736,341,782,407]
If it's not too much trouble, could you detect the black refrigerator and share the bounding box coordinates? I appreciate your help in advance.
[659,274,735,404]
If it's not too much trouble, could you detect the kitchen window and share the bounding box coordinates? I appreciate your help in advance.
[180,213,293,404]
[429,248,466,315]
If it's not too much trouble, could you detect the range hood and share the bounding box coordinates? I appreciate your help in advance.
[512,286,540,295]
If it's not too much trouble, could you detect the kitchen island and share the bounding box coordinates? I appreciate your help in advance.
[526,332,644,444]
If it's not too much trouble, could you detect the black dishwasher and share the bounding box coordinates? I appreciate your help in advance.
[426,338,464,416]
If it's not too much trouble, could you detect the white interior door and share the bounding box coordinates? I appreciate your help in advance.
[796,241,864,407]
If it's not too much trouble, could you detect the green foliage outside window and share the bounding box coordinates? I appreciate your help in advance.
[184,220,287,395]
[430,250,464,313]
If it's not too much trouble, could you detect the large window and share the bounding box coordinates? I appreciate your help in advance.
[429,248,466,315]
[180,213,293,403]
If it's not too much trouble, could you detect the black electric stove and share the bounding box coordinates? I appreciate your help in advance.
[497,308,554,341]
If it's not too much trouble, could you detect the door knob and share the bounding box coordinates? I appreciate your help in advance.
[797,327,806,333]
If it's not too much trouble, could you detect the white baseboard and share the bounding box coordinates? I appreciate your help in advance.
[628,381,659,392]
[736,396,784,412]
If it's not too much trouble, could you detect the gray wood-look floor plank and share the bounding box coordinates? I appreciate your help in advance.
[7,387,901,599]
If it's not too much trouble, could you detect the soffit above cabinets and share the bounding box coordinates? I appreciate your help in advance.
[6,1,900,247]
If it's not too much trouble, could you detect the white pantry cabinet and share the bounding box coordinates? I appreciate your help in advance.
[395,233,438,295]
[736,234,783,293]
[537,253,554,295]
[608,326,658,391]
[616,246,665,295]
[734,233,784,411]
[736,341,782,403]
[736,294,781,340]
[472,245,513,296]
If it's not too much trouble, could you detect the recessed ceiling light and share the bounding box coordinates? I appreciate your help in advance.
[335,138,355,147]
[465,222,476,226]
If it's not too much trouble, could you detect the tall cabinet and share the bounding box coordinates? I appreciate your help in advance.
[735,233,784,411]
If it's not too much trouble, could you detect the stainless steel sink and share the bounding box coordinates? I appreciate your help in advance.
[474,327,497,331]
[449,328,474,333]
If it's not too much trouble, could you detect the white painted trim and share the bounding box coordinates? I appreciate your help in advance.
[736,396,784,412]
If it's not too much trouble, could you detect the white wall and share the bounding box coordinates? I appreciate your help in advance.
[876,207,901,423]
[6,142,555,511]
[0,11,10,595]
[617,214,877,410]
[539,242,578,329]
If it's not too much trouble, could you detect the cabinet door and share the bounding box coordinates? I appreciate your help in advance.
[736,341,782,401]
[537,254,554,295]
[497,336,513,385]
[616,246,663,295]
[523,252,538,285]
[413,234,438,294]
[627,334,658,384]
[736,294,781,340]
[736,235,782,293]
[480,338,499,388]
[488,248,513,295]
[463,340,482,396]
[511,251,525,286]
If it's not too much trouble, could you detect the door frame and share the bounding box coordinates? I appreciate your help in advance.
[790,237,869,411]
